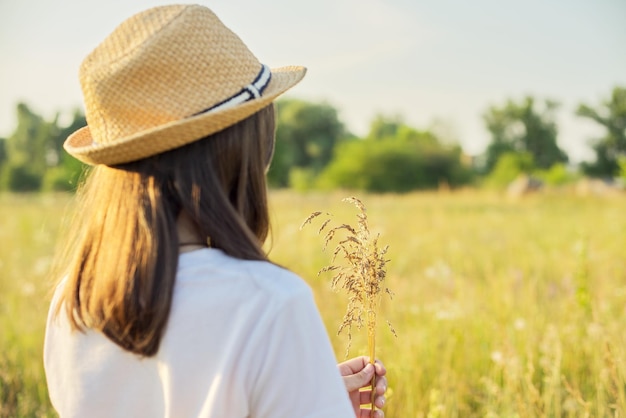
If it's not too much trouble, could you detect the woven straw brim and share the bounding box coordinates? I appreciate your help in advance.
[64,66,306,166]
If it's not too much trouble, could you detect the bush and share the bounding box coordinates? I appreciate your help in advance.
[618,156,626,184]
[535,163,579,187]
[485,152,534,188]
[316,139,471,192]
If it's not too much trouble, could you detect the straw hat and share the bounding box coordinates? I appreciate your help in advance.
[64,4,306,166]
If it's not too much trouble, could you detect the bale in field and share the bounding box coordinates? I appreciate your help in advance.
[506,174,543,198]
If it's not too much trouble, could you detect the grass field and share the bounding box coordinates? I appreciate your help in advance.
[1,191,625,417]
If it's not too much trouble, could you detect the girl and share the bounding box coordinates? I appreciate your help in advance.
[44,4,386,418]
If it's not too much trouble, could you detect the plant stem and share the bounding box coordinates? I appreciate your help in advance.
[368,313,376,413]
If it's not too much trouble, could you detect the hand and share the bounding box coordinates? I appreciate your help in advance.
[338,356,387,418]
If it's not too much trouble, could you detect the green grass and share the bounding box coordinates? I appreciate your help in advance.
[1,191,625,417]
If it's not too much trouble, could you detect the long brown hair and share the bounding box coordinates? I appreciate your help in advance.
[55,105,275,356]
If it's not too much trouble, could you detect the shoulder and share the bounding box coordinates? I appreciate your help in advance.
[245,259,312,300]
[177,248,313,303]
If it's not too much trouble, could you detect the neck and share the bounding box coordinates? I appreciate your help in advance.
[177,211,207,251]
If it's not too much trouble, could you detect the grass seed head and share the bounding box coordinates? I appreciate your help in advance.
[302,197,394,358]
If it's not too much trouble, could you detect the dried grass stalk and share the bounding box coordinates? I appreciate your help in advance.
[301,197,394,413]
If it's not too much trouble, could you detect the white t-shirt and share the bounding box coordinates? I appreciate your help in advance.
[44,248,354,418]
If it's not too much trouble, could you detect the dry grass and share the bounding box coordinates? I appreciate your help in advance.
[271,190,626,417]
[301,197,394,355]
[1,190,625,417]
[0,194,66,418]
[301,197,395,413]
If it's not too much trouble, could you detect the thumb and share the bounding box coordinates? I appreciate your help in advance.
[343,363,375,392]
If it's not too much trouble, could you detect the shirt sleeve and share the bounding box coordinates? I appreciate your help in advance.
[248,286,354,418]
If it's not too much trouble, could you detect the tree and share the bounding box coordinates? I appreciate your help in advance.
[366,114,404,141]
[367,114,440,146]
[267,99,346,187]
[576,86,626,178]
[0,103,87,192]
[0,137,6,167]
[1,103,53,191]
[482,96,568,172]
[45,109,88,191]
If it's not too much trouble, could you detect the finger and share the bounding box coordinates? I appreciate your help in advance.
[342,363,375,392]
[346,366,385,395]
[375,376,387,395]
[373,359,387,377]
[362,358,386,377]
[338,356,369,375]
[359,390,372,405]
[359,391,386,408]
[359,407,385,418]
[374,394,386,409]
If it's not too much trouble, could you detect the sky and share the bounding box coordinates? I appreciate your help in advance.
[1,0,625,162]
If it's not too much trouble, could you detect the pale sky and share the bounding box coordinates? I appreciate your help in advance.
[1,0,625,162]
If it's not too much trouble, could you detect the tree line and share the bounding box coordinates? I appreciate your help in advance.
[0,86,624,193]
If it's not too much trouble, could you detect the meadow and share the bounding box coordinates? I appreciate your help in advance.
[0,190,624,417]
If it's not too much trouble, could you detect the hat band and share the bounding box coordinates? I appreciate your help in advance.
[195,64,271,116]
